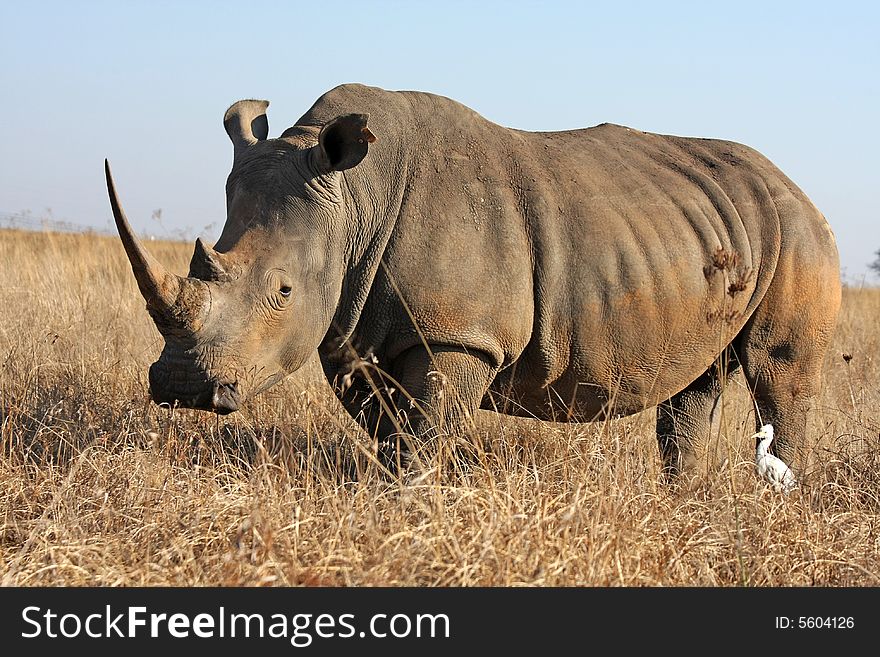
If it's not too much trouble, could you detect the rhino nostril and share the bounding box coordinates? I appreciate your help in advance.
[211,380,240,414]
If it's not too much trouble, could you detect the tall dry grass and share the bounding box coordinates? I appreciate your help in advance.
[0,229,878,586]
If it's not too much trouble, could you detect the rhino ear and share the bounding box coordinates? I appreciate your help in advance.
[224,99,269,157]
[317,113,376,172]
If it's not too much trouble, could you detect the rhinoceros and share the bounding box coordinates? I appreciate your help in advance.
[105,83,841,477]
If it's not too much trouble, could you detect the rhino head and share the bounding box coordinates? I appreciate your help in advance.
[107,99,376,413]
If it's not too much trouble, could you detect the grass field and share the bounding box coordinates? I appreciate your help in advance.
[1,228,878,586]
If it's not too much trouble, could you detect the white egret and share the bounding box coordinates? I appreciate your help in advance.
[753,424,797,494]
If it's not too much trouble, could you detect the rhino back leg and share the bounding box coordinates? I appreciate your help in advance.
[736,272,841,477]
[656,351,740,480]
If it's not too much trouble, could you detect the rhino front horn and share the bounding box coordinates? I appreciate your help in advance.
[104,159,182,314]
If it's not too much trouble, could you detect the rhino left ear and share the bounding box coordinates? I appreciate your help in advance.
[224,99,270,158]
[317,113,377,172]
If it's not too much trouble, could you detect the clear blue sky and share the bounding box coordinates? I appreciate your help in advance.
[1,0,878,279]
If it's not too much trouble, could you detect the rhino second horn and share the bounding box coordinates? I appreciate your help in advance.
[190,237,237,281]
[104,159,182,314]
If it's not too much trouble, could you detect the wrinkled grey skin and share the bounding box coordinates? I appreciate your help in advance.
[107,83,841,478]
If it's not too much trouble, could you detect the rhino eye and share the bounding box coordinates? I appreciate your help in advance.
[279,285,292,298]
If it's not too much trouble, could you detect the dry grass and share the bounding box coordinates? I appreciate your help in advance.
[1,229,878,586]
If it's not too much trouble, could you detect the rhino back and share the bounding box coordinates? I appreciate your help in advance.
[299,85,835,417]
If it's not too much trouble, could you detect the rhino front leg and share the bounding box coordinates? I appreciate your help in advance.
[378,346,498,471]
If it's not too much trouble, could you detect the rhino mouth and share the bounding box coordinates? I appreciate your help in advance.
[148,362,241,415]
